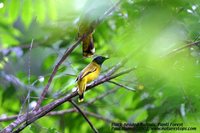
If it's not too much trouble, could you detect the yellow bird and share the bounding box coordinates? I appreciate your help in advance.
[76,56,108,102]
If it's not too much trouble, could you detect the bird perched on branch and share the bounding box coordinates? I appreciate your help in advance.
[76,56,108,102]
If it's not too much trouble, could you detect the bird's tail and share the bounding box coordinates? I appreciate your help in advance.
[78,93,84,103]
[82,33,95,57]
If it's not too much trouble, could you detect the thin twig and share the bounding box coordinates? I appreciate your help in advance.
[70,100,99,133]
[0,115,19,122]
[85,88,118,105]
[83,111,114,123]
[166,40,200,56]
[1,73,27,89]
[88,67,136,89]
[49,109,113,123]
[109,67,136,80]
[99,0,121,21]
[107,80,136,91]
[18,39,34,120]
[0,43,38,55]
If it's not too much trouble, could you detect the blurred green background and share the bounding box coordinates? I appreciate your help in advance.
[0,0,200,132]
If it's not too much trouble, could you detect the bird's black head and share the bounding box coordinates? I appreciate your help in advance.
[93,56,108,65]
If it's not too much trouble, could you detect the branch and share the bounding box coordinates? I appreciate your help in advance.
[0,88,117,122]
[70,100,99,133]
[18,39,34,120]
[83,111,114,123]
[99,0,121,22]
[2,63,133,133]
[0,115,19,122]
[85,88,118,105]
[166,40,200,56]
[108,67,136,80]
[48,108,75,115]
[107,80,136,91]
[0,43,39,56]
[89,67,136,89]
[0,73,28,90]
[49,109,114,123]
[0,108,113,123]
[34,37,83,111]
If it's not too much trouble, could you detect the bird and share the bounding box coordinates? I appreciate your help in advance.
[78,18,96,57]
[76,56,108,102]
[78,0,113,57]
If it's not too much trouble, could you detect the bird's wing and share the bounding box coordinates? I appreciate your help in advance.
[76,63,97,81]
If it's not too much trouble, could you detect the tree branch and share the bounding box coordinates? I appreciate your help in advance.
[70,100,99,133]
[34,37,83,111]
[166,40,200,56]
[107,80,136,91]
[85,88,118,106]
[2,63,133,133]
[99,0,121,22]
[0,88,117,123]
[0,108,113,123]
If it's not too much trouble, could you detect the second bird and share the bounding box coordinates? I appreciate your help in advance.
[78,18,96,57]
[76,56,108,102]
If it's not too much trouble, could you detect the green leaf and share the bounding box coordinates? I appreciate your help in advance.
[30,124,41,133]
[34,0,46,23]
[133,108,148,123]
[46,128,57,133]
[1,32,19,47]
[1,84,16,105]
[8,0,20,23]
[21,0,33,28]
[47,0,57,20]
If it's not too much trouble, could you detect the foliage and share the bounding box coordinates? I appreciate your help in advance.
[0,0,200,132]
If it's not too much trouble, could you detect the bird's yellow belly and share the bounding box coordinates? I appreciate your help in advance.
[85,71,100,83]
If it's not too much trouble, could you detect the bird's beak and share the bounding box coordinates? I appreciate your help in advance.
[104,57,109,60]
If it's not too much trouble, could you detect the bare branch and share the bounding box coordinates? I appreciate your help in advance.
[88,67,136,89]
[1,73,27,89]
[108,67,136,80]
[0,43,39,56]
[18,39,34,120]
[49,109,114,123]
[0,115,19,122]
[0,108,113,123]
[2,64,133,132]
[99,0,121,22]
[0,88,117,123]
[83,111,114,123]
[166,40,200,56]
[107,80,136,91]
[34,37,83,111]
[85,88,118,105]
[70,100,99,133]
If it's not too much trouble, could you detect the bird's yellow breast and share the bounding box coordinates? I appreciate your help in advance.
[84,63,100,83]
[86,69,100,83]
